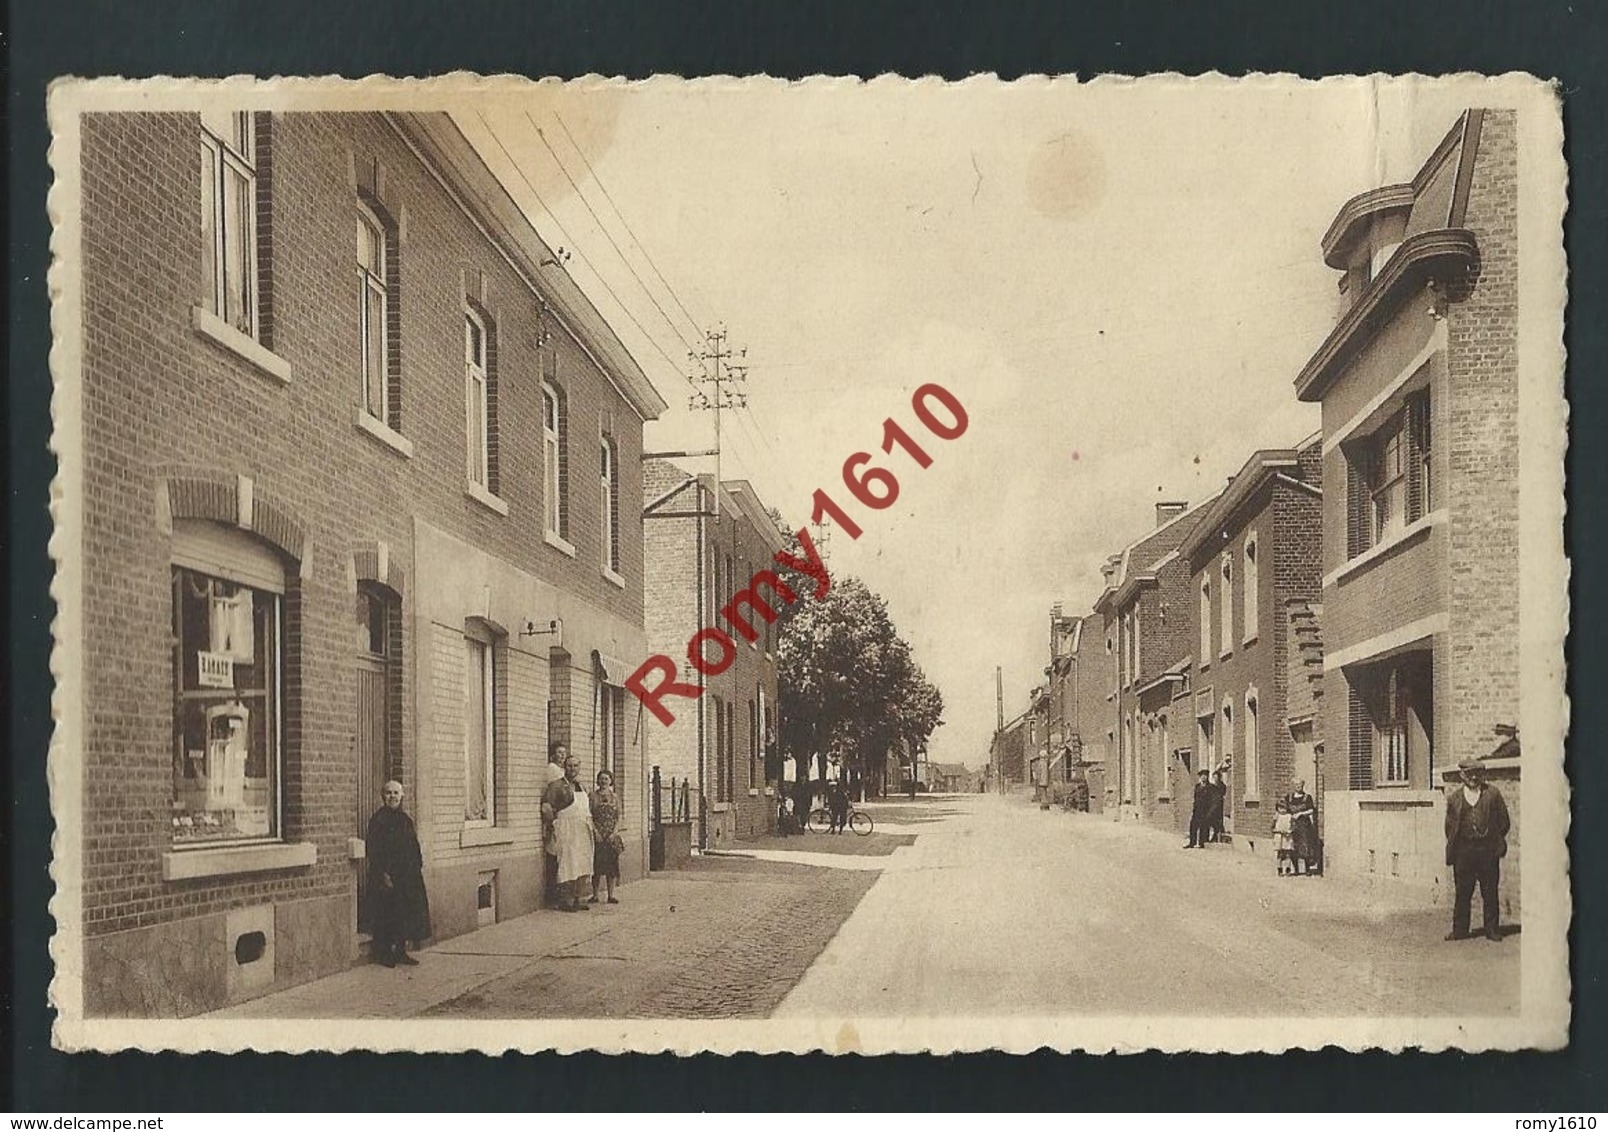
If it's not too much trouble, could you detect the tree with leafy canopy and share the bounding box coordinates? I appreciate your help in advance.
[770,526,946,802]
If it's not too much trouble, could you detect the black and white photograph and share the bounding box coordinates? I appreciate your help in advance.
[43,72,1569,1055]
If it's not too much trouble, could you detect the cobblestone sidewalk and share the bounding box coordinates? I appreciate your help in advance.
[206,853,878,1021]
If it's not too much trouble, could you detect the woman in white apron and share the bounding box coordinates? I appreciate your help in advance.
[548,754,595,911]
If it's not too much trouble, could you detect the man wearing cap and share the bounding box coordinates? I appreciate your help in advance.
[1444,756,1511,942]
[1185,768,1212,849]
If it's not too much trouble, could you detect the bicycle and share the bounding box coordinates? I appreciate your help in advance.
[807,804,874,836]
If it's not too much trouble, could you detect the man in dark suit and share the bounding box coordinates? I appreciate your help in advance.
[1185,769,1212,848]
[1445,756,1512,942]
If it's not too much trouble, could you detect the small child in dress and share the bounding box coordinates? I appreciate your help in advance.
[1273,801,1295,876]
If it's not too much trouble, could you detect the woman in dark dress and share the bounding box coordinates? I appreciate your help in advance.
[364,779,432,966]
[1284,780,1319,876]
[590,769,623,904]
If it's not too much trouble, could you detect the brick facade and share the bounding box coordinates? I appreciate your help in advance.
[72,109,664,1015]
[1181,437,1323,854]
[1299,110,1521,911]
[1095,500,1217,830]
[642,460,782,848]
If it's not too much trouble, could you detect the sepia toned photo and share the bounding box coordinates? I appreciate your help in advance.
[45,72,1569,1055]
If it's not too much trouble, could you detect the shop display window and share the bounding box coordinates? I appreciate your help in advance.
[171,566,281,845]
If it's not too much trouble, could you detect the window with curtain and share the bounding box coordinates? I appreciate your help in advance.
[199,111,259,338]
[463,627,497,824]
[465,310,490,488]
[358,208,389,424]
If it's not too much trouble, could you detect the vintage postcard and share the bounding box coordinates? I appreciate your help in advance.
[45,72,1569,1054]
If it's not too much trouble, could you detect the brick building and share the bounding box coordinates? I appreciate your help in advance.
[990,711,1028,791]
[642,461,782,848]
[1044,609,1113,811]
[69,108,666,1016]
[1094,500,1215,831]
[1294,109,1521,911]
[1177,435,1324,853]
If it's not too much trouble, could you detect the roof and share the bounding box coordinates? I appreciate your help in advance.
[1095,496,1219,614]
[1177,433,1321,563]
[1296,111,1487,403]
[392,113,669,422]
[641,462,789,557]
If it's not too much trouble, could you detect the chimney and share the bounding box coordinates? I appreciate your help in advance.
[1155,501,1188,527]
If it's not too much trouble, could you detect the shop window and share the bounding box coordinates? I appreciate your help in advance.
[170,526,285,847]
[199,111,260,339]
[1379,668,1410,785]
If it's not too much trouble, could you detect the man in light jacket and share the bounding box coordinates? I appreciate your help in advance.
[1444,756,1512,942]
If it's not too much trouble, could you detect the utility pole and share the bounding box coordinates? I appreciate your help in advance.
[810,513,832,569]
[686,325,746,845]
[687,324,748,530]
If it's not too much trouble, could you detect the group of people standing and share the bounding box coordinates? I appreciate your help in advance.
[1185,769,1320,877]
[541,743,625,912]
[358,743,630,967]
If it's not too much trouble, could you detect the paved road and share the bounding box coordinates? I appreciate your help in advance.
[778,793,1520,1018]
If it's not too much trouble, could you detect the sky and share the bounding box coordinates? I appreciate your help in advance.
[453,77,1482,771]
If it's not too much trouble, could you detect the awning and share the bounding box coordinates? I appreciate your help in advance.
[593,650,633,687]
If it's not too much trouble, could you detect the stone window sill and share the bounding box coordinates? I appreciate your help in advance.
[602,566,626,589]
[162,840,316,881]
[460,824,516,848]
[191,305,292,385]
[1242,633,1259,648]
[355,409,414,458]
[545,530,577,558]
[710,802,733,813]
[466,481,510,517]
[1327,509,1444,588]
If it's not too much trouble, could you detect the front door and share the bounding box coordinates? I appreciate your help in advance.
[354,587,393,936]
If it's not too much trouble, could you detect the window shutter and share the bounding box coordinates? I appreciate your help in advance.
[1348,684,1374,790]
[1407,393,1429,521]
[1345,455,1367,558]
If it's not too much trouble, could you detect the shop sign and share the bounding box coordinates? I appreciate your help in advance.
[197,650,234,689]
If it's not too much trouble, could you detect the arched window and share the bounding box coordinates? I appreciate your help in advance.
[600,435,620,577]
[1242,533,1259,644]
[542,380,569,542]
[170,520,286,847]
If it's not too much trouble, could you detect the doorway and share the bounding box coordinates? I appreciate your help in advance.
[354,585,397,937]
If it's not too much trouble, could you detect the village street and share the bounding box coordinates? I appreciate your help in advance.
[780,793,1521,1018]
[207,793,1516,1022]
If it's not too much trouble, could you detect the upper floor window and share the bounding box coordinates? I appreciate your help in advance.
[1242,534,1259,643]
[199,111,258,339]
[465,310,490,489]
[600,437,621,577]
[358,208,390,425]
[1199,578,1211,667]
[1349,392,1432,558]
[541,381,569,541]
[1219,555,1233,658]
